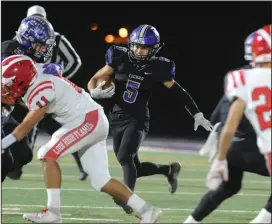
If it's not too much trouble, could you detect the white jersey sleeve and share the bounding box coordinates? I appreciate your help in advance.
[224,70,247,103]
[25,80,56,111]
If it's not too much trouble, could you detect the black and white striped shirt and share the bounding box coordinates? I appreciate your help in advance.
[47,32,82,79]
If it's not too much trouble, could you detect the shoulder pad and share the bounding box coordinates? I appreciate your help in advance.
[224,69,247,103]
[1,40,25,61]
[157,57,171,63]
[105,45,128,68]
[153,57,176,81]
[25,81,56,110]
[114,46,127,53]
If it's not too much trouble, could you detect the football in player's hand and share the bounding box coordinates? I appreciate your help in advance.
[96,76,115,90]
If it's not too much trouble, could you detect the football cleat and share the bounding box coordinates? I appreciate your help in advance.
[167,162,182,194]
[79,171,88,181]
[139,207,162,223]
[23,207,62,223]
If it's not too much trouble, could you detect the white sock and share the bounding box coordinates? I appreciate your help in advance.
[184,215,201,223]
[47,188,61,211]
[250,208,271,223]
[127,194,150,214]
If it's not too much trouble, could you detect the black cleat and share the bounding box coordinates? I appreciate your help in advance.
[167,162,182,194]
[7,169,23,180]
[79,171,88,181]
[113,198,133,214]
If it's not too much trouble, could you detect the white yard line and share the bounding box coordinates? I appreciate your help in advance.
[3,203,261,214]
[2,211,120,222]
[62,217,122,221]
[19,173,270,184]
[27,162,211,171]
[2,187,269,197]
[2,211,71,216]
[2,208,21,210]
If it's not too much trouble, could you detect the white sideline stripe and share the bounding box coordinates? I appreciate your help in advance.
[3,204,260,214]
[2,187,269,197]
[20,173,270,184]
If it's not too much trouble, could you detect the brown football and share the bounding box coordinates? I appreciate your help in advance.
[96,76,114,89]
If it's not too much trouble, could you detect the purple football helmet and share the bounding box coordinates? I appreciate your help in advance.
[128,24,162,65]
[15,16,55,61]
[244,31,256,61]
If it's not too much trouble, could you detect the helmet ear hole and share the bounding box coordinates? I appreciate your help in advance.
[18,81,24,86]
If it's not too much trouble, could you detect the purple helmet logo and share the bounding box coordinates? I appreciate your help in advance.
[128,24,162,66]
[16,16,55,60]
[130,25,160,46]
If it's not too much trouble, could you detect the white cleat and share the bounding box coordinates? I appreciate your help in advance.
[184,215,202,223]
[140,207,162,223]
[23,207,62,223]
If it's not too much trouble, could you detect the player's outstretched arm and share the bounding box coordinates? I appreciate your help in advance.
[1,105,48,151]
[163,80,213,131]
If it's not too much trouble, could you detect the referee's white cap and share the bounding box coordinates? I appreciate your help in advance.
[27,5,47,18]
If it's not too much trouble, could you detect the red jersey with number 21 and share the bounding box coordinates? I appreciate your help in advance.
[225,68,271,155]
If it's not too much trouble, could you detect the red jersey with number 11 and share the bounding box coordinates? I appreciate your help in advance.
[22,65,102,124]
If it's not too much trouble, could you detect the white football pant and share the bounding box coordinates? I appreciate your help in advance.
[37,109,111,191]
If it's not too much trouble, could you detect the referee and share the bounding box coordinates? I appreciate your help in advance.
[26,5,82,79]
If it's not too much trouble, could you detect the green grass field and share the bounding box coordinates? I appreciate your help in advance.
[2,149,271,223]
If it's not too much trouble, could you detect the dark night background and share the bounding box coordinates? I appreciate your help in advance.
[1,1,271,139]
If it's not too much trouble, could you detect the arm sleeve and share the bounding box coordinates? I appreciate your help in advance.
[169,81,200,116]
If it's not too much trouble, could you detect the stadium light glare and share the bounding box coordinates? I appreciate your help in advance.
[118,28,128,38]
[105,34,115,43]
[90,23,98,31]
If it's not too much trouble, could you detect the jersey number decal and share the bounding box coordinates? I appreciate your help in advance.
[36,96,49,108]
[123,80,140,104]
[252,86,271,131]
